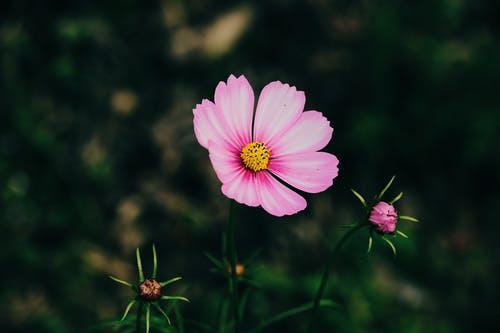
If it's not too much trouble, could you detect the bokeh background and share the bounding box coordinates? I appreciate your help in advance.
[1,0,499,332]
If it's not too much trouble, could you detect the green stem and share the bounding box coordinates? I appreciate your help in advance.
[308,224,366,329]
[226,200,240,333]
[136,301,144,333]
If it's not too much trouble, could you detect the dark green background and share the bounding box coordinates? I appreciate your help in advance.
[1,0,499,332]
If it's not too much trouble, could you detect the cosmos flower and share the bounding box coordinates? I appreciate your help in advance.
[193,75,339,216]
[369,201,398,234]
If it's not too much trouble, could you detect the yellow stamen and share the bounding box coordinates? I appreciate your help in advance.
[240,141,270,172]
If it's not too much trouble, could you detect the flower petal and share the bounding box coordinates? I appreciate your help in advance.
[193,99,239,150]
[269,152,339,193]
[221,169,260,207]
[256,171,307,217]
[268,111,333,157]
[214,74,254,148]
[253,81,305,144]
[207,140,242,183]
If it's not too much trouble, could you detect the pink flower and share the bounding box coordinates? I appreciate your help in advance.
[193,75,339,217]
[369,201,398,233]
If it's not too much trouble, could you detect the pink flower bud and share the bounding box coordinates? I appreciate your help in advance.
[369,201,398,234]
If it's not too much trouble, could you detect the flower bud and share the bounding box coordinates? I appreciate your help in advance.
[138,278,162,301]
[369,201,398,234]
[227,263,246,277]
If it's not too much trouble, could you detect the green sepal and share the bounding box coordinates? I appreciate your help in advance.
[382,236,397,256]
[161,295,190,303]
[396,230,409,238]
[153,303,171,325]
[399,215,419,222]
[145,303,150,333]
[160,277,182,287]
[390,192,403,204]
[367,234,373,253]
[109,275,133,289]
[378,175,396,200]
[136,248,145,282]
[152,244,158,279]
[351,189,367,207]
[120,299,136,321]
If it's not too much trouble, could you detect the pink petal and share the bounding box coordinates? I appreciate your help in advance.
[221,168,260,207]
[207,140,242,183]
[256,171,307,217]
[269,152,339,193]
[193,99,239,150]
[253,81,305,144]
[214,74,254,148]
[268,111,333,157]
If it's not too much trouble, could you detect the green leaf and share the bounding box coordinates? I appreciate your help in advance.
[121,300,136,321]
[390,192,403,204]
[161,296,190,303]
[350,189,367,207]
[160,277,182,287]
[249,299,340,333]
[109,275,133,289]
[136,248,145,282]
[367,235,373,253]
[378,175,396,200]
[396,230,409,238]
[382,236,397,256]
[153,303,171,325]
[152,244,158,279]
[145,303,151,333]
[399,215,419,222]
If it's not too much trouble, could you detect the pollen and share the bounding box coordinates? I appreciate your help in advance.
[240,141,271,172]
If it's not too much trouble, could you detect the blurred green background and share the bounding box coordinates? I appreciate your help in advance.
[1,0,499,332]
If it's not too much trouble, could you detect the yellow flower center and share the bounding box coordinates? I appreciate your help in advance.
[240,141,270,172]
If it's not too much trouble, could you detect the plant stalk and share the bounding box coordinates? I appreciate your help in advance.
[308,224,366,329]
[136,301,144,333]
[226,200,240,333]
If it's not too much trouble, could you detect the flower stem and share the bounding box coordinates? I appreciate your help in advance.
[226,200,240,333]
[308,223,366,329]
[136,301,144,333]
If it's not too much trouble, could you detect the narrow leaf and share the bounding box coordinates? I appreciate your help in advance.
[204,252,225,270]
[121,300,136,321]
[351,189,366,207]
[399,215,419,222]
[136,248,145,282]
[152,244,158,279]
[145,303,150,333]
[160,277,182,287]
[382,237,397,256]
[396,230,409,238]
[378,175,396,199]
[161,296,190,303]
[341,223,358,229]
[390,192,403,204]
[109,275,133,288]
[153,303,171,325]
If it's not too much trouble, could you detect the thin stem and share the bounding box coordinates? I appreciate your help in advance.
[136,301,144,333]
[308,224,366,329]
[226,200,240,333]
